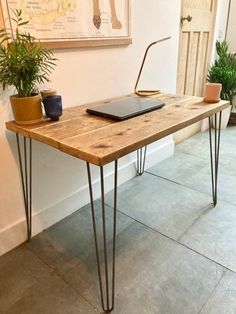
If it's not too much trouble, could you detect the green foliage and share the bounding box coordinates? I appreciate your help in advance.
[0,10,56,97]
[207,40,236,104]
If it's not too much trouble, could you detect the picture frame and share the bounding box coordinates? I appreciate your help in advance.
[0,0,131,49]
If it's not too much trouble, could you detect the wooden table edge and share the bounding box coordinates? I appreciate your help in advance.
[5,97,230,167]
[59,100,230,166]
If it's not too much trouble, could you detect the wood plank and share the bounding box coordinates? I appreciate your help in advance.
[5,93,229,166]
[30,115,116,148]
[59,95,229,165]
[185,31,199,95]
[194,31,203,96]
[177,32,189,95]
[5,94,132,137]
[184,0,212,10]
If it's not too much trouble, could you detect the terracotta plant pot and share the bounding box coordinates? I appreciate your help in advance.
[203,83,222,103]
[10,94,43,125]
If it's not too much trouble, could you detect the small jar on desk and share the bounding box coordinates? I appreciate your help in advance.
[41,89,63,121]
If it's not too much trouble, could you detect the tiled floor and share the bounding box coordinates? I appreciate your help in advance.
[1,126,236,314]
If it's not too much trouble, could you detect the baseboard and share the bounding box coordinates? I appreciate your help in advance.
[0,136,174,256]
[174,122,202,144]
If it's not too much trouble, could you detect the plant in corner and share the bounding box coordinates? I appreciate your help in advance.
[207,40,236,127]
[208,40,236,103]
[0,9,56,124]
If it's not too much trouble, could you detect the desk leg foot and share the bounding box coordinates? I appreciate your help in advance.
[16,134,32,241]
[87,161,118,313]
[208,112,222,206]
[136,146,147,176]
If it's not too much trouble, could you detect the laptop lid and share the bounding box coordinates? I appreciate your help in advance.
[86,97,165,121]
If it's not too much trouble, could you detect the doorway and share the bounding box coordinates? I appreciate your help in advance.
[175,0,218,143]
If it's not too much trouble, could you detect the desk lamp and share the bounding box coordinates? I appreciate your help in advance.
[134,36,171,96]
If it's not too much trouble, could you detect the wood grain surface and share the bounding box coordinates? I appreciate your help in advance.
[6,93,229,166]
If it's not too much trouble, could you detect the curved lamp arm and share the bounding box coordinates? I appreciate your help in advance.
[134,36,171,96]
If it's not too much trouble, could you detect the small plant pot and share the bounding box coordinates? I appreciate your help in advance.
[43,95,62,121]
[203,83,222,103]
[10,94,42,125]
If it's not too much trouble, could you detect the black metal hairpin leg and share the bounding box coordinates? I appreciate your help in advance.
[87,160,118,313]
[136,146,147,175]
[208,111,222,206]
[16,134,32,241]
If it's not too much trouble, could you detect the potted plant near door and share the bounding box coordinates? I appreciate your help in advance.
[207,40,236,128]
[0,10,56,124]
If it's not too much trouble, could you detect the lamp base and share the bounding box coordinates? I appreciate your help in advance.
[135,90,160,97]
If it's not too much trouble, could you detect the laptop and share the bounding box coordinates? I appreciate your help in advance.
[86,97,165,121]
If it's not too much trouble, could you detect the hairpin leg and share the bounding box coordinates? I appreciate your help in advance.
[208,111,222,206]
[87,160,118,313]
[16,134,32,241]
[136,146,147,176]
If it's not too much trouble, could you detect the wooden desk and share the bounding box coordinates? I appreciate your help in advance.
[6,93,229,312]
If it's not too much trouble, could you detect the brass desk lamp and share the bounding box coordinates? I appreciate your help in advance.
[134,36,171,97]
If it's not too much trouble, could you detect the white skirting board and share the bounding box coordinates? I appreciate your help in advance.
[0,136,174,256]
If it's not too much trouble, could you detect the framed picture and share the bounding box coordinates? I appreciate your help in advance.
[0,0,131,49]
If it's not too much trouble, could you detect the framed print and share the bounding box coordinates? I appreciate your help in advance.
[0,0,131,48]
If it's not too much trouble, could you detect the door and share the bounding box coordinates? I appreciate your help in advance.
[175,0,218,143]
[177,0,218,96]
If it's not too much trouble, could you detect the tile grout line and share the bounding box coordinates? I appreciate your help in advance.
[25,209,135,314]
[145,170,185,187]
[176,203,215,241]
[197,268,228,314]
[145,170,214,199]
[145,167,220,237]
[145,169,236,217]
[113,207,236,274]
[145,169,222,205]
[25,246,100,314]
[54,275,100,314]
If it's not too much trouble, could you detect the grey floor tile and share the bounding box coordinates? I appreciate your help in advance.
[175,129,236,166]
[148,150,236,206]
[5,273,98,314]
[106,172,211,239]
[62,221,224,314]
[27,200,133,271]
[147,150,209,184]
[0,246,52,313]
[216,125,236,146]
[200,270,236,314]
[2,127,236,314]
[179,200,236,272]
[185,163,236,205]
[175,130,210,160]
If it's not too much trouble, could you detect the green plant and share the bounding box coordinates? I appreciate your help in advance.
[207,40,236,104]
[0,10,56,97]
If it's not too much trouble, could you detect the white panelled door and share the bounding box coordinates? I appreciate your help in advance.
[177,0,218,96]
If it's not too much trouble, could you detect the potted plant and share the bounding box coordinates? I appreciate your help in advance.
[0,10,56,124]
[207,40,236,128]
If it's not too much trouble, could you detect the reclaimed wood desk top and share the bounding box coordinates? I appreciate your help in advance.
[6,93,229,166]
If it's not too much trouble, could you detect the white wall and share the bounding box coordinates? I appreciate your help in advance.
[211,0,230,61]
[0,0,181,255]
[226,0,236,52]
